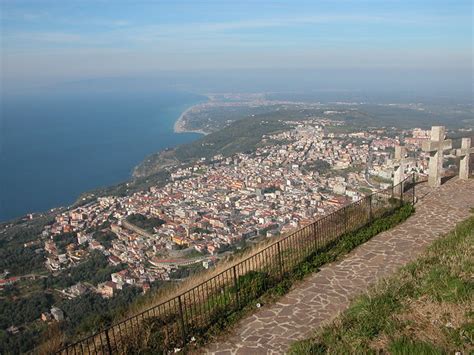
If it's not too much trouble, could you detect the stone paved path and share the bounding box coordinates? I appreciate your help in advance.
[205,178,474,354]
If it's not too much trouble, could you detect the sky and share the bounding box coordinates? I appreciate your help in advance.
[0,0,472,93]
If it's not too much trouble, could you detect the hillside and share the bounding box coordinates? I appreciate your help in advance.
[133,108,324,177]
[133,102,473,178]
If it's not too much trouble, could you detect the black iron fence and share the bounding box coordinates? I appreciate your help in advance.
[57,174,416,354]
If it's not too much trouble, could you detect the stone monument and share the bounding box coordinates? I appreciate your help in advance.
[393,145,407,186]
[456,137,473,180]
[422,126,452,188]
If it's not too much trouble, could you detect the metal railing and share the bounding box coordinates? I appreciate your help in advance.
[57,174,416,354]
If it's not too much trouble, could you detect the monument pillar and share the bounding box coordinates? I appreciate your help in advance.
[456,137,474,180]
[393,145,406,186]
[422,126,452,188]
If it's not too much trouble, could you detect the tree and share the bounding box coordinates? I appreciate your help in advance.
[304,160,331,175]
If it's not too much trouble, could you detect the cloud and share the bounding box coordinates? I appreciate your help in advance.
[2,8,470,81]
[22,11,49,21]
[2,9,467,50]
[5,32,84,44]
[57,18,131,28]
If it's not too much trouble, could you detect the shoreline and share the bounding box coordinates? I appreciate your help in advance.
[173,101,211,136]
[1,96,210,224]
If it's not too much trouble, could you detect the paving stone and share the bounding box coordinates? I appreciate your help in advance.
[204,178,474,354]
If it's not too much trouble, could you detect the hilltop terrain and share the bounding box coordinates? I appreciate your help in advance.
[134,96,473,178]
[0,95,472,353]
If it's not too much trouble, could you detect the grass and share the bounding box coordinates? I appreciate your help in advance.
[289,214,474,355]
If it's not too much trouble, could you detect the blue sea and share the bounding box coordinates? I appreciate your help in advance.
[0,87,204,222]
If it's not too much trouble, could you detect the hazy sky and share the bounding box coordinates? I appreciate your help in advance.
[1,0,472,91]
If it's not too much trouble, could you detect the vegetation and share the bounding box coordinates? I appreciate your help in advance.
[126,213,165,233]
[0,249,129,354]
[0,291,53,354]
[173,112,290,161]
[303,159,331,175]
[182,103,283,133]
[134,108,330,177]
[262,185,281,194]
[93,230,117,249]
[170,262,205,279]
[0,214,54,276]
[45,251,124,289]
[325,165,363,179]
[372,175,393,185]
[0,214,53,247]
[0,209,170,354]
[0,204,158,354]
[57,287,143,337]
[0,245,45,276]
[359,187,373,195]
[0,278,146,354]
[0,324,47,354]
[289,214,474,355]
[79,170,172,200]
[0,292,54,331]
[53,232,77,254]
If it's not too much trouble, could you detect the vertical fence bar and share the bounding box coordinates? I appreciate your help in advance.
[202,282,212,327]
[105,328,112,354]
[399,180,403,206]
[277,241,283,280]
[343,205,347,234]
[412,173,416,205]
[312,222,318,250]
[177,295,186,347]
[368,194,373,224]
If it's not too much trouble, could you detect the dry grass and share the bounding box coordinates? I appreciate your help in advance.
[371,296,473,351]
[35,323,65,355]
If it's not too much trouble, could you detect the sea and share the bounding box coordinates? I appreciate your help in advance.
[0,86,205,222]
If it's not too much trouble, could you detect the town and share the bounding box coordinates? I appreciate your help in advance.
[38,118,438,304]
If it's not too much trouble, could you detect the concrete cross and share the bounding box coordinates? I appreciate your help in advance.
[422,126,452,187]
[456,137,474,180]
[393,145,407,186]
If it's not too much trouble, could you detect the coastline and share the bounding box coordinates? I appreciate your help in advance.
[173,102,210,135]
[1,93,208,223]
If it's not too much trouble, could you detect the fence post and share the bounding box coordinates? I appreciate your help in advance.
[232,265,240,308]
[343,205,348,234]
[368,194,373,223]
[412,173,416,206]
[277,241,283,280]
[400,180,403,207]
[313,221,318,250]
[177,295,187,347]
[105,328,112,354]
